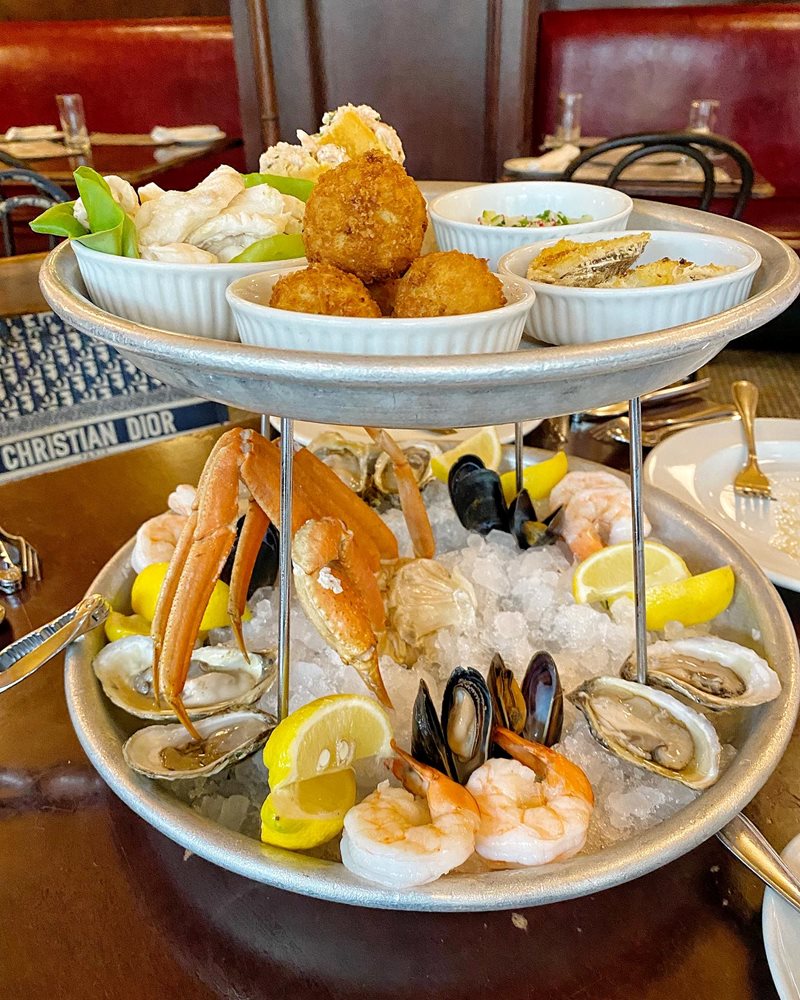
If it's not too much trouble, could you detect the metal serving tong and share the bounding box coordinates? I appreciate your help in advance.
[0,595,109,695]
[718,813,800,914]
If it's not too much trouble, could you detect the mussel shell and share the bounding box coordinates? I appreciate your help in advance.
[220,518,279,596]
[448,457,508,536]
[411,679,456,780]
[521,650,563,746]
[441,666,492,783]
[487,652,526,735]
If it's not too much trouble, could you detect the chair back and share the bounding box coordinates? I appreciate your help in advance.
[562,132,754,219]
[0,169,70,257]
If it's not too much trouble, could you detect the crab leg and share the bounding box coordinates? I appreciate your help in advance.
[365,428,436,560]
[228,500,271,658]
[292,517,391,707]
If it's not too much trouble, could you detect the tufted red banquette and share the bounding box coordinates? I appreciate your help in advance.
[533,5,800,239]
[0,17,244,186]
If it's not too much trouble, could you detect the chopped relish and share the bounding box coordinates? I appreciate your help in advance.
[478,208,590,228]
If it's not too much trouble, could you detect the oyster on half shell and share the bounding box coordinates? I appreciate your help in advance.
[372,440,441,499]
[570,676,721,789]
[93,635,276,721]
[306,431,374,495]
[123,709,275,780]
[621,636,781,711]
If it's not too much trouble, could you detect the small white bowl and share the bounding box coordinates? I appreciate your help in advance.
[226,266,535,356]
[428,181,633,270]
[72,240,305,341]
[498,230,761,345]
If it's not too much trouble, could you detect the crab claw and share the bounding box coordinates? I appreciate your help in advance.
[292,517,392,708]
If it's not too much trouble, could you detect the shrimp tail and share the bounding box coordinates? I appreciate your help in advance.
[492,726,594,805]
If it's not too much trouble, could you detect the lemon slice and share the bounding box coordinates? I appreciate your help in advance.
[267,769,357,823]
[431,427,503,482]
[500,450,568,504]
[263,694,393,788]
[260,769,357,850]
[104,610,151,643]
[130,561,245,630]
[645,565,735,630]
[573,541,691,605]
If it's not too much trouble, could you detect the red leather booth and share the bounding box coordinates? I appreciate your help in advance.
[533,6,800,243]
[0,17,244,188]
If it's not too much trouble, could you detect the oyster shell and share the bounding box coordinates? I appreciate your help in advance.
[123,709,275,780]
[306,431,373,495]
[570,676,721,789]
[93,635,276,720]
[621,636,781,711]
[372,440,441,498]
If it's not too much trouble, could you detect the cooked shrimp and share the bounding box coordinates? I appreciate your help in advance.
[466,727,593,866]
[340,742,480,888]
[550,471,650,561]
[131,484,198,573]
[561,486,651,561]
[549,470,624,510]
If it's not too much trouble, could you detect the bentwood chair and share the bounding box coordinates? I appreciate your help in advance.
[562,132,755,220]
[0,169,70,257]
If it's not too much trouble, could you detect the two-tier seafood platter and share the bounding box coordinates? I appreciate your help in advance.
[35,103,800,910]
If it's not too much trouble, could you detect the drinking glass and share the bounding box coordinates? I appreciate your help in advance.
[688,98,719,135]
[554,92,583,146]
[56,94,90,153]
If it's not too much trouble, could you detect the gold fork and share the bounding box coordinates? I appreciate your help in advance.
[732,380,772,500]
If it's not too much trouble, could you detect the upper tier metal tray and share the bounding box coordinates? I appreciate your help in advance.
[40,200,799,428]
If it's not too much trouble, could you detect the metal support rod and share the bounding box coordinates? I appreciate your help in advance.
[628,396,648,684]
[277,418,294,720]
[514,421,524,494]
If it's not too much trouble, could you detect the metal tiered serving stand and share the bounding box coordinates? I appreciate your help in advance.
[40,199,800,911]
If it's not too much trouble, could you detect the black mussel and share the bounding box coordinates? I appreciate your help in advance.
[521,651,563,747]
[411,680,456,780]
[220,519,279,597]
[448,456,508,535]
[509,490,560,550]
[441,667,492,783]
[487,653,526,735]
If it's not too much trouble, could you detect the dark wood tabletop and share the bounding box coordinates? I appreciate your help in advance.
[0,420,798,1000]
[4,137,239,187]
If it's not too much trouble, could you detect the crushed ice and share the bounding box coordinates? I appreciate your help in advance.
[177,480,717,852]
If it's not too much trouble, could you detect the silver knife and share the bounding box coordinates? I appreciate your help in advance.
[0,594,110,694]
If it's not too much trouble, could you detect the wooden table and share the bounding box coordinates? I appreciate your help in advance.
[0,422,797,999]
[2,137,240,187]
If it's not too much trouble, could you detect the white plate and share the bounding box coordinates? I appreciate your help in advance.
[644,418,800,592]
[269,419,541,447]
[763,832,800,1000]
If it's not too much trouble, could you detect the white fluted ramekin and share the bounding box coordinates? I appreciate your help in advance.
[72,241,305,341]
[498,230,761,345]
[226,266,535,356]
[428,182,632,270]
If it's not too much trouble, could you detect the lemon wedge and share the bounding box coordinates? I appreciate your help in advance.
[500,450,568,504]
[573,541,691,605]
[431,427,503,483]
[645,566,735,630]
[104,610,151,643]
[261,769,357,850]
[130,561,243,630]
[263,694,393,789]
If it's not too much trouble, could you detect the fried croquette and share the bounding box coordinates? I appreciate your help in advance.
[303,151,428,283]
[270,262,381,317]
[393,251,506,317]
[367,275,402,316]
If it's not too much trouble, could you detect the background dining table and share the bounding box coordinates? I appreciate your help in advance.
[0,411,798,1000]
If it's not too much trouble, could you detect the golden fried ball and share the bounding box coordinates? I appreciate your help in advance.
[270,262,380,318]
[393,251,506,317]
[303,151,428,283]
